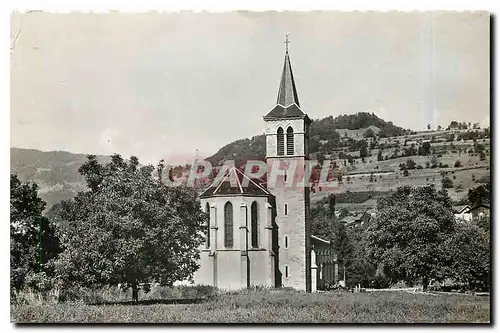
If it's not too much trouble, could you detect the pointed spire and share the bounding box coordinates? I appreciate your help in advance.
[277,35,300,108]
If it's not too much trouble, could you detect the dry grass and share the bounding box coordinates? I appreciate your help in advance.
[11,288,490,324]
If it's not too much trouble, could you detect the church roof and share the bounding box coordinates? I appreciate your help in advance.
[263,49,310,123]
[199,167,269,198]
[277,53,300,108]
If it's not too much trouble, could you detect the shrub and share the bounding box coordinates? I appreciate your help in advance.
[454,160,462,168]
[369,274,391,289]
[442,177,453,189]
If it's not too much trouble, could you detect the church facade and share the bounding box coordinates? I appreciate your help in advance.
[193,41,331,292]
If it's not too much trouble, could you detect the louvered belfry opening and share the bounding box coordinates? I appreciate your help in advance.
[224,201,233,248]
[286,126,294,155]
[277,127,285,156]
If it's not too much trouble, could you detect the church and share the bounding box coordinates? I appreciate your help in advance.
[193,38,335,292]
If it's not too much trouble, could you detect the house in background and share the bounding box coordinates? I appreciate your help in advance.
[453,205,473,222]
[469,204,490,222]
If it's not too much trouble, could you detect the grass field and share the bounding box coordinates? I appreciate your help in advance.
[11,288,490,324]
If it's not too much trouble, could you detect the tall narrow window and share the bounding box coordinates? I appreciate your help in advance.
[286,126,294,155]
[284,204,288,215]
[284,236,288,249]
[224,202,233,248]
[251,201,259,248]
[285,265,289,278]
[277,127,285,156]
[205,203,210,248]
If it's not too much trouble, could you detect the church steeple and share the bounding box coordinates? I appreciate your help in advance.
[277,34,300,108]
[264,35,309,121]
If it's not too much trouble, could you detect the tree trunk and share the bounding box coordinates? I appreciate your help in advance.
[132,282,139,302]
[422,277,429,292]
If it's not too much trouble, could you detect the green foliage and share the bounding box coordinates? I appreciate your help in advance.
[11,289,491,323]
[406,159,417,170]
[53,154,206,300]
[11,174,58,291]
[442,177,453,189]
[377,149,383,161]
[366,186,457,290]
[468,184,490,206]
[364,128,376,138]
[10,148,112,210]
[446,223,490,291]
[207,112,407,165]
[359,140,369,158]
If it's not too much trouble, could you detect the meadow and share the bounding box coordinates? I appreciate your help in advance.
[11,286,490,324]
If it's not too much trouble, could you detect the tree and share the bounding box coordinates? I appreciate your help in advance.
[454,160,462,168]
[446,223,490,291]
[53,155,206,301]
[364,128,375,138]
[442,177,453,189]
[438,125,442,131]
[403,169,409,177]
[366,186,456,291]
[359,140,369,158]
[406,159,417,170]
[427,124,431,131]
[468,184,490,207]
[333,220,353,284]
[10,174,58,291]
[419,141,431,155]
[377,149,383,161]
[480,151,486,161]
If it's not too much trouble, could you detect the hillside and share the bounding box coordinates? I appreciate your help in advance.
[207,112,408,166]
[10,148,111,210]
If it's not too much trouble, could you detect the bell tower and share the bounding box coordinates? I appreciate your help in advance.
[263,35,312,291]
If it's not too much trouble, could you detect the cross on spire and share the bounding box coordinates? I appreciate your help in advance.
[284,34,290,54]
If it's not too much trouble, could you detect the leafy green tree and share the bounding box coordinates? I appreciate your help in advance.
[418,142,431,156]
[333,220,352,284]
[363,128,375,138]
[446,223,490,291]
[468,184,490,206]
[377,149,383,161]
[53,155,206,301]
[11,174,57,291]
[442,177,453,189]
[359,140,369,158]
[366,186,456,291]
[406,159,417,170]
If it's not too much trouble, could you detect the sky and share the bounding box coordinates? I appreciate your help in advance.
[10,11,490,165]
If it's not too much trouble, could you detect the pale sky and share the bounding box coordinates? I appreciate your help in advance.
[10,11,490,164]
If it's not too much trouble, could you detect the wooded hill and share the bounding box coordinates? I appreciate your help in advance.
[206,112,409,166]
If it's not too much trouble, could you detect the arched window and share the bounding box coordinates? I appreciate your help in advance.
[224,202,233,248]
[277,127,285,156]
[251,201,258,248]
[205,203,210,248]
[286,126,294,155]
